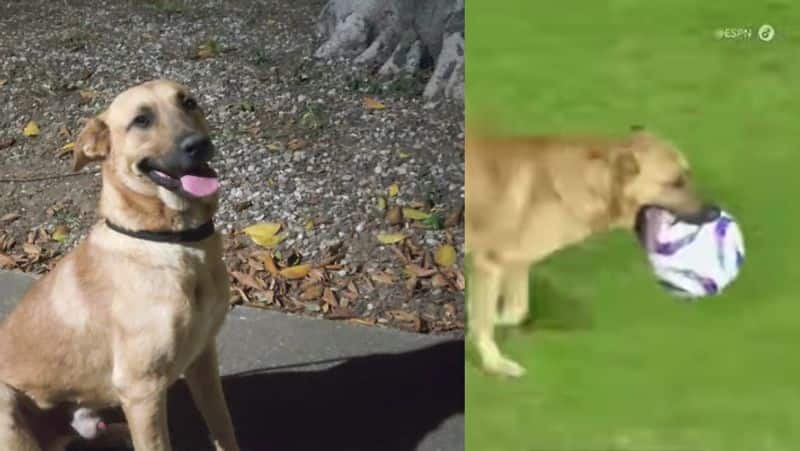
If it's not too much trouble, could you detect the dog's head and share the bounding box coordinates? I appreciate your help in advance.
[74,80,219,208]
[612,131,716,231]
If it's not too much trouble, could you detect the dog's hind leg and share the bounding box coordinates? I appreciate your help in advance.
[468,254,526,378]
[497,264,530,326]
[0,382,42,451]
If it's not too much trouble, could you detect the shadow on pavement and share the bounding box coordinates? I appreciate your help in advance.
[79,340,464,451]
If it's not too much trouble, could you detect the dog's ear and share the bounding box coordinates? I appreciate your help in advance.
[73,117,110,171]
[613,148,640,182]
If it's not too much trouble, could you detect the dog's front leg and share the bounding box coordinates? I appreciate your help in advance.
[497,264,530,326]
[117,386,170,451]
[184,344,239,451]
[469,254,526,377]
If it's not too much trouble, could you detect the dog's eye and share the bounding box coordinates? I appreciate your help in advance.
[670,176,686,188]
[131,114,152,128]
[182,97,198,110]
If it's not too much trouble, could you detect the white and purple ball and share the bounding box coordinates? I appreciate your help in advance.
[637,206,745,298]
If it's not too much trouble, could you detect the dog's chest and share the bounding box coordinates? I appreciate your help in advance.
[164,247,228,377]
[110,239,229,382]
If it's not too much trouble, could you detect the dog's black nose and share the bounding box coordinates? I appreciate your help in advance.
[678,204,721,225]
[179,134,214,161]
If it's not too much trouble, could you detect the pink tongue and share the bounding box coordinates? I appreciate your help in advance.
[180,174,220,197]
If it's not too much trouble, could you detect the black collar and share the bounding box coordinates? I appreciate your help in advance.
[105,220,215,243]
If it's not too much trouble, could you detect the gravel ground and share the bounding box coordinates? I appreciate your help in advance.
[0,0,464,334]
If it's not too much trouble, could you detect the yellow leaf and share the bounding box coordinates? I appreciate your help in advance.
[255,233,287,248]
[280,264,311,280]
[402,208,430,220]
[23,121,40,137]
[61,142,75,150]
[398,151,411,159]
[266,142,283,151]
[434,244,457,267]
[363,96,386,110]
[79,90,99,100]
[377,233,406,245]
[387,184,399,197]
[243,222,281,237]
[304,219,315,231]
[243,223,283,247]
[376,197,386,211]
[52,226,69,243]
[195,41,218,59]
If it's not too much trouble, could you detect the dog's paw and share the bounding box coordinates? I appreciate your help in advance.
[483,355,526,378]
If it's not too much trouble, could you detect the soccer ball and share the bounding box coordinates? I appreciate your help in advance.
[636,206,745,298]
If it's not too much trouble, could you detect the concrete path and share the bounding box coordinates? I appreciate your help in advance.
[0,271,464,451]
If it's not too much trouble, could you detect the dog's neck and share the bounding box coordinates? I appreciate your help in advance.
[98,166,217,232]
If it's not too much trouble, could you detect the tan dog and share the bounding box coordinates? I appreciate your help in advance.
[0,80,239,450]
[466,130,715,377]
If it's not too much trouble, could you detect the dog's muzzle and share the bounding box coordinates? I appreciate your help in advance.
[137,133,220,198]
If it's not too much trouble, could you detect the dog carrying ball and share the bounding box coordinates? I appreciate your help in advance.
[637,206,745,298]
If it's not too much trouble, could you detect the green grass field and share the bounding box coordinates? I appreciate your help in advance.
[465,1,800,450]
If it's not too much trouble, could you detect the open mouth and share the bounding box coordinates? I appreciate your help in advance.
[138,159,220,198]
[635,204,721,251]
[635,206,673,251]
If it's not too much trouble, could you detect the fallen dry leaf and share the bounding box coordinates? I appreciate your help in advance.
[261,252,280,277]
[387,310,418,323]
[52,225,69,243]
[322,288,338,307]
[405,275,419,292]
[79,89,99,101]
[444,207,463,228]
[452,270,466,290]
[287,138,306,151]
[57,125,72,139]
[387,183,399,197]
[370,271,395,285]
[431,273,449,288]
[280,264,311,280]
[402,208,430,220]
[195,41,218,59]
[376,197,387,211]
[0,79,7,87]
[405,264,438,278]
[363,96,386,110]
[231,271,265,291]
[434,244,457,267]
[266,142,283,152]
[57,142,75,158]
[304,219,314,231]
[243,223,284,248]
[0,253,16,269]
[326,306,356,320]
[23,121,40,137]
[1,212,20,223]
[22,243,41,257]
[385,206,403,225]
[377,233,406,245]
[299,284,323,301]
[0,138,15,150]
[234,287,252,304]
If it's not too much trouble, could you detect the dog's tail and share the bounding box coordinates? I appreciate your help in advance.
[0,381,41,450]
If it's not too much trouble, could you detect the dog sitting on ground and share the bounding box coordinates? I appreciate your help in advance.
[0,80,240,450]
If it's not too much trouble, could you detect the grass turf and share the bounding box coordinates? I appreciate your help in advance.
[465,1,800,450]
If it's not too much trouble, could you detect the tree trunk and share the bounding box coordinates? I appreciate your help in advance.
[314,0,464,103]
